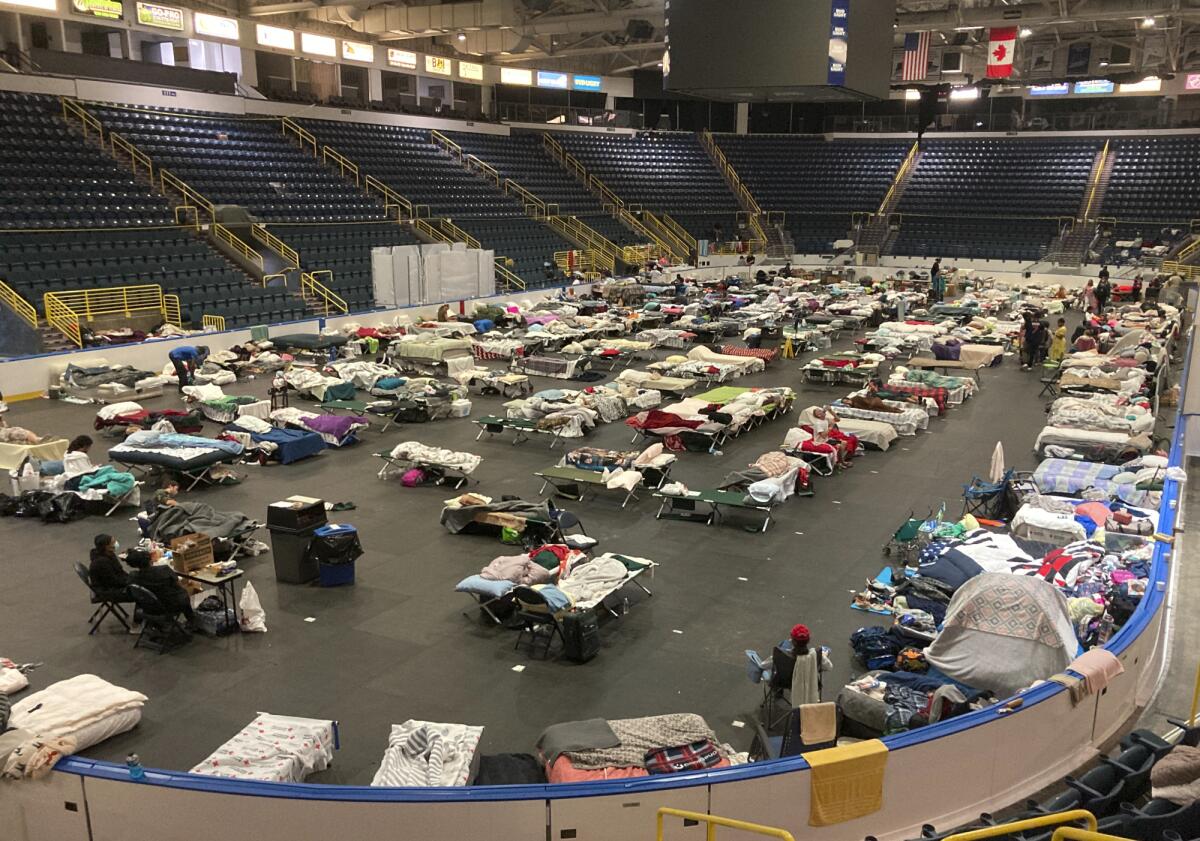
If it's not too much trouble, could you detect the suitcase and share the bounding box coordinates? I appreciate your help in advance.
[561,609,600,663]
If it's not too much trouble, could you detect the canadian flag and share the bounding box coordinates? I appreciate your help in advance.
[987,26,1017,77]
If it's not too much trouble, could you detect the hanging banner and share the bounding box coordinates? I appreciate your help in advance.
[1026,42,1055,77]
[827,0,849,86]
[136,2,183,31]
[986,26,1017,78]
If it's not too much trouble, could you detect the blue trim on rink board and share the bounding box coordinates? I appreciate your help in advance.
[54,327,1192,802]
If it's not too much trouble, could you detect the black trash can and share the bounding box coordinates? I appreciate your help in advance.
[266,496,326,583]
[307,524,362,587]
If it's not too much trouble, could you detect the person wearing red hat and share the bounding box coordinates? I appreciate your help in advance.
[789,624,832,706]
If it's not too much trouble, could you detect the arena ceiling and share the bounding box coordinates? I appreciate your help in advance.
[230,0,1200,76]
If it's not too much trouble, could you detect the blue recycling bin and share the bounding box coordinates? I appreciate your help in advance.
[307,524,362,587]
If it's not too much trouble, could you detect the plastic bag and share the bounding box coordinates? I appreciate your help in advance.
[239,581,268,633]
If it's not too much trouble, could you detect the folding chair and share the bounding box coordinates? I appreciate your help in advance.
[128,584,190,654]
[75,562,131,635]
[961,468,1015,519]
[511,585,566,659]
[1039,360,1063,398]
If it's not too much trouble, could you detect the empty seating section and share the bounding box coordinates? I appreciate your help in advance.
[718,136,907,252]
[270,222,420,310]
[0,229,305,327]
[298,118,519,220]
[90,105,384,222]
[0,92,173,229]
[445,130,640,246]
[1101,136,1200,222]
[893,138,1101,261]
[0,93,300,328]
[298,118,575,287]
[556,133,740,239]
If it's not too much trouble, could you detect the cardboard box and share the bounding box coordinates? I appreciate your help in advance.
[170,533,214,572]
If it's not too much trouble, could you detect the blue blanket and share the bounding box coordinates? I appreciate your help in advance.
[125,430,243,456]
[247,427,326,464]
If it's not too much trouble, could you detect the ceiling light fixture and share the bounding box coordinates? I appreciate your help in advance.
[1141,16,1155,27]
[457,32,466,41]
[1019,27,1033,38]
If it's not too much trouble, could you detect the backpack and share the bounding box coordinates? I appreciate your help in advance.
[400,468,426,487]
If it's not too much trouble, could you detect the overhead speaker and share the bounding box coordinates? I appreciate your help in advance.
[943,51,962,72]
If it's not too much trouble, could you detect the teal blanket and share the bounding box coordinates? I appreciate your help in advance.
[78,466,135,497]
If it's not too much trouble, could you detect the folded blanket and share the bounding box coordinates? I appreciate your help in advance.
[562,714,721,770]
[1151,744,1200,804]
[537,718,620,765]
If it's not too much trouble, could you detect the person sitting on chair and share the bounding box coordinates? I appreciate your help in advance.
[89,533,132,601]
[125,546,195,624]
[789,624,833,705]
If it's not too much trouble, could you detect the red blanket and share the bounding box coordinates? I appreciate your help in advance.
[627,410,704,432]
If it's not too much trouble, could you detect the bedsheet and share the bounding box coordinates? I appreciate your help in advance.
[191,713,336,782]
[1034,425,1151,461]
[109,443,238,470]
[371,720,483,787]
[392,337,473,362]
[0,439,68,472]
[1032,458,1159,507]
[389,441,481,474]
[1048,397,1155,436]
[558,714,726,770]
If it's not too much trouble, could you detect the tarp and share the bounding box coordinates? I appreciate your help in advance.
[925,573,1078,697]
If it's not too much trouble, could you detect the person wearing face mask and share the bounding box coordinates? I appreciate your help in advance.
[88,533,132,602]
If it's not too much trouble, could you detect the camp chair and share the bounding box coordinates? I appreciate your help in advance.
[758,645,796,730]
[1039,360,1063,398]
[511,585,566,659]
[128,584,190,654]
[74,562,132,635]
[961,468,1016,519]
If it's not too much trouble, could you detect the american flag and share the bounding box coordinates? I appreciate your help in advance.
[902,31,931,81]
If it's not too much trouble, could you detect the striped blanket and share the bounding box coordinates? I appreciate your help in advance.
[720,345,779,362]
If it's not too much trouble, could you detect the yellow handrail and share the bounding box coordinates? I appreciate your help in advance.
[1051,829,1136,841]
[299,270,348,315]
[504,179,547,217]
[640,209,692,260]
[1162,260,1200,280]
[1082,140,1109,222]
[44,284,169,346]
[60,97,104,143]
[415,218,452,244]
[160,169,215,220]
[662,213,698,251]
[44,293,82,347]
[944,810,1097,841]
[430,129,463,160]
[322,146,360,186]
[173,204,200,230]
[702,128,764,217]
[0,277,38,328]
[440,218,481,249]
[1176,233,1200,262]
[364,174,415,220]
[251,224,299,270]
[110,132,154,182]
[879,140,920,215]
[213,223,265,271]
[163,293,181,327]
[466,154,501,186]
[546,216,618,271]
[261,272,287,289]
[202,314,227,331]
[281,117,318,156]
[494,260,526,292]
[656,809,795,841]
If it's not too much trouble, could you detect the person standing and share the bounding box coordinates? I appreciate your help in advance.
[1049,317,1067,362]
[788,624,833,705]
[930,259,944,303]
[1095,274,1112,315]
[1130,275,1142,303]
[1082,279,1097,314]
[167,345,209,391]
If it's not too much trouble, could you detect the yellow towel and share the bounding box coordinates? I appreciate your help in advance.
[803,739,888,827]
[798,702,838,745]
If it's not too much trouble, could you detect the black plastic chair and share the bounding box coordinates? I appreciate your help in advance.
[511,585,565,659]
[1118,798,1200,841]
[128,584,189,654]
[1063,762,1127,817]
[74,562,131,635]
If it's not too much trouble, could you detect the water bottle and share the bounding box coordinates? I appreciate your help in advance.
[126,754,144,781]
